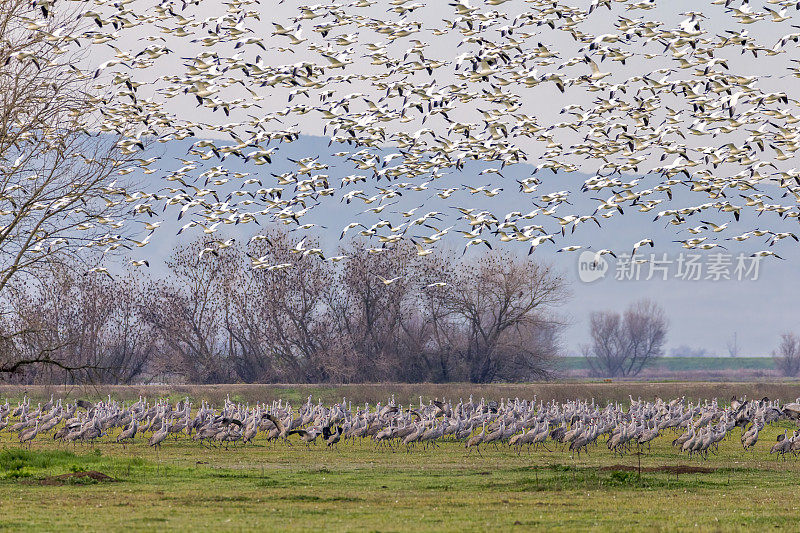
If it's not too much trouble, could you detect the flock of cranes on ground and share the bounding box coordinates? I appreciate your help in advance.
[2,394,800,460]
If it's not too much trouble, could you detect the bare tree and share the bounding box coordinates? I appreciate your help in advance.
[379,247,461,383]
[98,274,160,383]
[0,262,156,383]
[433,254,568,383]
[584,299,668,378]
[773,333,800,377]
[0,0,135,377]
[492,319,563,381]
[140,240,234,383]
[726,332,740,358]
[327,240,434,382]
[224,231,340,383]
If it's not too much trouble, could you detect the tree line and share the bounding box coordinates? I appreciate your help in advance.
[582,299,669,378]
[0,230,569,384]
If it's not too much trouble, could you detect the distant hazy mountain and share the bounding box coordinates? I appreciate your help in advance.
[116,135,797,357]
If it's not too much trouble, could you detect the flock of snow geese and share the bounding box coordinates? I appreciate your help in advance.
[9,0,800,277]
[3,394,800,459]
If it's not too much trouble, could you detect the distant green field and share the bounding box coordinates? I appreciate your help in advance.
[560,357,775,372]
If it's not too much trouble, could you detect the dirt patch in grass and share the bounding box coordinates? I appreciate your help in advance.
[36,471,117,485]
[600,464,715,474]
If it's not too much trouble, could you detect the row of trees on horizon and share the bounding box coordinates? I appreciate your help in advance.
[0,231,570,384]
[2,226,798,383]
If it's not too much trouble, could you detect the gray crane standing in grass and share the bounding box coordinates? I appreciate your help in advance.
[149,420,170,449]
[402,421,424,451]
[770,430,791,460]
[465,421,487,456]
[742,421,762,450]
[324,425,343,448]
[117,419,138,446]
[18,419,39,448]
[149,420,170,472]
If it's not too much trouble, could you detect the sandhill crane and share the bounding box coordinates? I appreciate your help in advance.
[324,425,343,448]
[19,420,40,448]
[673,425,693,448]
[287,427,321,446]
[56,420,80,442]
[482,421,505,449]
[431,400,451,418]
[193,423,221,445]
[418,421,445,449]
[263,413,287,441]
[149,420,170,449]
[242,420,259,444]
[741,422,762,450]
[81,419,103,443]
[402,422,424,451]
[782,403,800,423]
[570,422,597,457]
[117,419,138,446]
[374,422,397,449]
[465,421,487,456]
[530,424,551,451]
[787,431,800,456]
[509,427,536,451]
[40,413,62,433]
[11,417,36,433]
[637,423,660,451]
[770,430,790,460]
[681,427,699,456]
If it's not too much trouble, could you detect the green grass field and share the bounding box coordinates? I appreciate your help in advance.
[559,356,776,372]
[1,399,800,531]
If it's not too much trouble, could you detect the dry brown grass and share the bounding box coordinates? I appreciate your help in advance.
[3,381,800,405]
